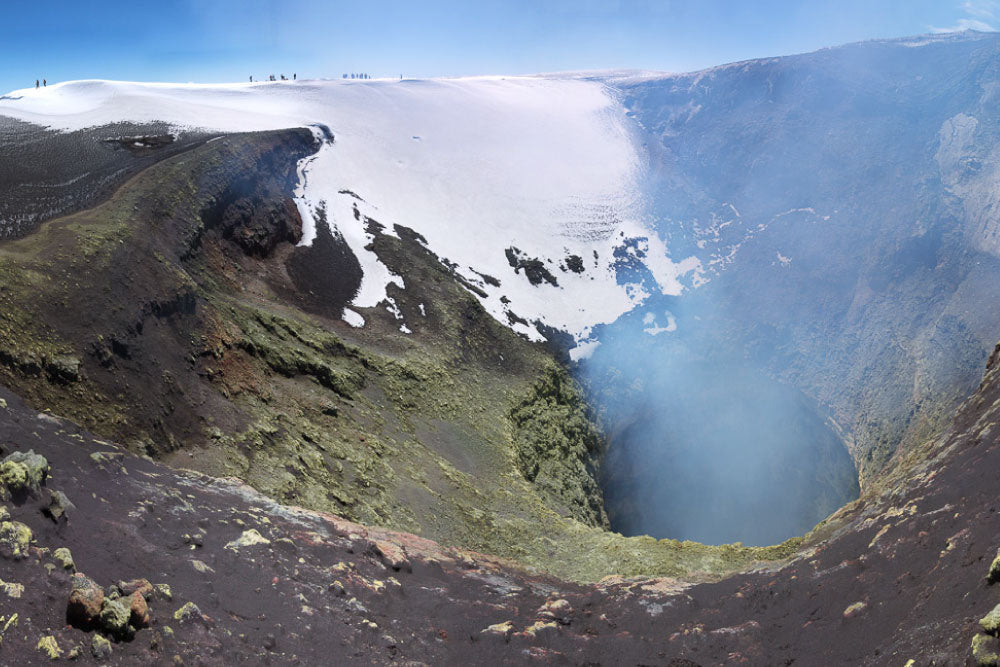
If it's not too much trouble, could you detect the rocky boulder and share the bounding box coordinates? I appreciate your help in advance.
[537,598,573,625]
[52,547,74,571]
[982,603,1000,636]
[119,578,153,600]
[128,591,150,629]
[91,634,112,660]
[67,574,104,630]
[0,521,32,559]
[3,450,49,489]
[99,597,134,641]
[973,633,1000,666]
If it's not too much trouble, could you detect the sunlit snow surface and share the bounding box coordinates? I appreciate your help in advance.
[0,77,699,356]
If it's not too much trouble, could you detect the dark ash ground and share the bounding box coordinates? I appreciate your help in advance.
[0,117,213,239]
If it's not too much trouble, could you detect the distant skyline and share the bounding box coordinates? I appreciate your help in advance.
[1,0,997,94]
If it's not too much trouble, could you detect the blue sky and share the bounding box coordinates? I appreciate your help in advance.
[0,0,996,93]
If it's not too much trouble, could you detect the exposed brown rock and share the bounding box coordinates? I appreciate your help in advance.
[537,598,573,625]
[373,539,410,573]
[66,573,104,630]
[119,578,153,600]
[129,590,150,628]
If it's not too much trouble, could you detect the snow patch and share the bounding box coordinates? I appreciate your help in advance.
[342,308,365,328]
[569,339,601,361]
[642,310,677,336]
[293,125,330,247]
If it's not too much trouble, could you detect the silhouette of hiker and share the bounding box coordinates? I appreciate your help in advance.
[43,79,46,87]
[293,73,296,80]
[35,80,39,89]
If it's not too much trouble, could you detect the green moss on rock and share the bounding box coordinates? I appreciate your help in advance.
[3,450,49,492]
[173,601,202,623]
[225,528,271,550]
[91,633,112,660]
[36,635,61,659]
[0,521,32,559]
[0,461,28,495]
[982,603,1000,635]
[988,548,1000,585]
[974,633,1000,666]
[99,597,134,641]
[52,547,74,571]
[510,364,607,527]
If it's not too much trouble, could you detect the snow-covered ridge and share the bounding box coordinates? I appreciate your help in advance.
[0,77,699,356]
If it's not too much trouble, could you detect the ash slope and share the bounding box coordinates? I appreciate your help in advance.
[0,117,214,240]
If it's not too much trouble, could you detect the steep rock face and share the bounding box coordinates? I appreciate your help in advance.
[0,128,318,453]
[589,33,1000,544]
[510,365,608,528]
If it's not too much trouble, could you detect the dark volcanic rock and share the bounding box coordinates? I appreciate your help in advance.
[91,634,112,660]
[989,549,1000,585]
[0,519,31,559]
[3,449,48,491]
[505,246,559,287]
[217,194,302,258]
[285,204,363,318]
[43,489,74,522]
[44,355,80,384]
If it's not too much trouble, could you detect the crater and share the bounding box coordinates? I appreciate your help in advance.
[584,305,860,546]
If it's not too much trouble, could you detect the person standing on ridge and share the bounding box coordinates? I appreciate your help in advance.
[293,73,296,80]
[35,80,39,89]
[43,79,46,87]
